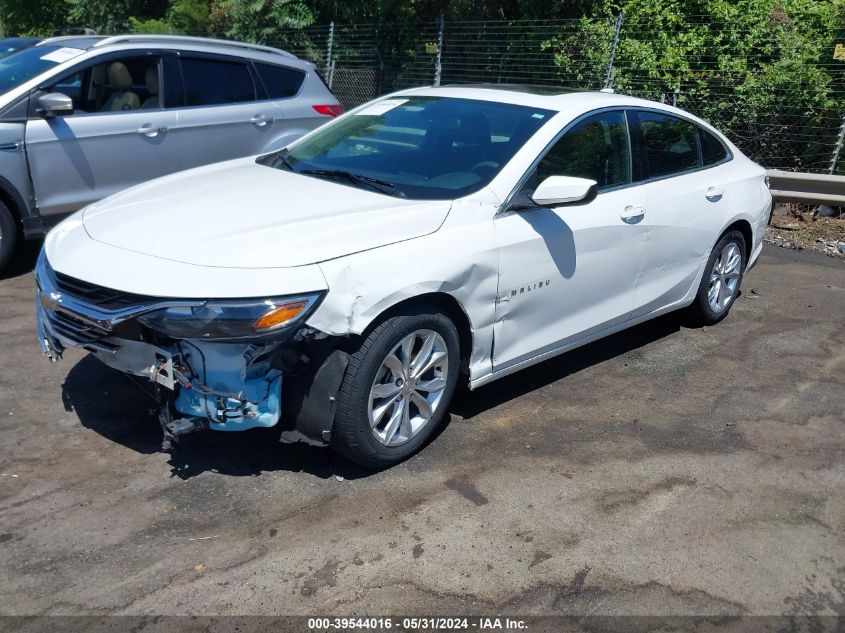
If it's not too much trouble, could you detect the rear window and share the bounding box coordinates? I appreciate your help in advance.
[699,126,729,165]
[181,57,255,106]
[255,62,305,99]
[636,111,702,178]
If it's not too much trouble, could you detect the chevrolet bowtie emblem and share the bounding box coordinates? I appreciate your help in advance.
[40,291,62,311]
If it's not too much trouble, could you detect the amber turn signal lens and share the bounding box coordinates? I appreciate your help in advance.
[252,301,308,331]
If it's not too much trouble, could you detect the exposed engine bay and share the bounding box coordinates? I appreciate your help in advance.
[35,251,347,451]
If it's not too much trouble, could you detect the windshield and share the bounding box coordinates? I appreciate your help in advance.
[267,96,555,200]
[0,45,83,94]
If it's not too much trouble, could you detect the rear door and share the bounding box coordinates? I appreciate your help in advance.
[24,51,179,218]
[628,110,732,316]
[173,53,283,170]
[252,61,323,144]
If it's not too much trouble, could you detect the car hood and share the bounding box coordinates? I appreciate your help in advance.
[81,157,452,269]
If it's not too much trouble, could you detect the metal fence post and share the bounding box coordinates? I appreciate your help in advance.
[828,114,845,175]
[603,13,624,90]
[325,21,335,87]
[433,16,444,86]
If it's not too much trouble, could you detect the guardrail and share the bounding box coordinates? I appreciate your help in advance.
[767,170,845,207]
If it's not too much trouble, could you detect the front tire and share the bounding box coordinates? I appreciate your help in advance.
[0,201,17,272]
[332,309,460,468]
[686,229,746,325]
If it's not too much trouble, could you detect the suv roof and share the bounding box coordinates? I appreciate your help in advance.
[35,34,296,60]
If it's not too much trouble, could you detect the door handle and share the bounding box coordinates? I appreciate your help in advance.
[705,186,724,201]
[249,114,273,127]
[620,205,645,223]
[136,124,167,137]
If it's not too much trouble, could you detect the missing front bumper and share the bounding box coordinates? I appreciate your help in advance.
[38,301,284,433]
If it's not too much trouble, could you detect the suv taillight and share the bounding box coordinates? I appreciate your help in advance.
[313,104,344,117]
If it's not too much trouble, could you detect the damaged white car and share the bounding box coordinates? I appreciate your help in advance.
[36,86,772,467]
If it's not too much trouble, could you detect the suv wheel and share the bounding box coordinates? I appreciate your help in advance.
[0,201,17,271]
[687,229,746,325]
[332,309,460,468]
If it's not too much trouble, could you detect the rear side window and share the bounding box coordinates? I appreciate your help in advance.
[636,111,701,178]
[537,110,631,190]
[255,62,305,99]
[180,57,255,106]
[699,126,729,165]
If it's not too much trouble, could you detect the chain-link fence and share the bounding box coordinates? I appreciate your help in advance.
[258,16,845,175]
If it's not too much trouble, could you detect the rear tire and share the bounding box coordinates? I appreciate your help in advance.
[0,201,17,272]
[331,308,460,468]
[686,229,746,325]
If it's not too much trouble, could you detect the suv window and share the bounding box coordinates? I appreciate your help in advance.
[46,55,162,114]
[699,126,729,165]
[181,57,255,107]
[636,111,701,178]
[536,110,631,189]
[254,62,305,99]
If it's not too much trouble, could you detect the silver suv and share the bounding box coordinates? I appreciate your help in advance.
[0,34,341,269]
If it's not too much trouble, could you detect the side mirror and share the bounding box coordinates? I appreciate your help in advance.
[530,176,598,207]
[37,92,74,117]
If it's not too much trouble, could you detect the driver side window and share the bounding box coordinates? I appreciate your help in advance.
[535,110,631,191]
[46,56,162,115]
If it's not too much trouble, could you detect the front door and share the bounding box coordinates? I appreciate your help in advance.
[492,110,646,370]
[25,53,178,219]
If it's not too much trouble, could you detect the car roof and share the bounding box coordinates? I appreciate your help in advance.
[396,84,630,111]
[391,84,729,140]
[0,37,42,45]
[34,34,298,61]
[34,36,103,49]
[446,83,581,96]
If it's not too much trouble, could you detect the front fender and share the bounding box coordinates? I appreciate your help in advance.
[308,224,499,382]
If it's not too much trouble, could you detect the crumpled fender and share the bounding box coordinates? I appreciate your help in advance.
[307,197,501,383]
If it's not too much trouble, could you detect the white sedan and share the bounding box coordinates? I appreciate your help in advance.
[36,86,772,467]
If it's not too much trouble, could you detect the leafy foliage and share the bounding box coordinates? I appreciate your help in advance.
[0,0,67,36]
[540,0,845,171]
[0,0,841,171]
[216,0,314,42]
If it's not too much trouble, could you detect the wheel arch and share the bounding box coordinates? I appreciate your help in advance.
[0,175,29,227]
[360,291,474,375]
[721,218,753,263]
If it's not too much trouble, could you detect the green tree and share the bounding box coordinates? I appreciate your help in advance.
[0,0,67,36]
[541,0,845,171]
[66,0,170,33]
[217,0,314,43]
[129,0,213,35]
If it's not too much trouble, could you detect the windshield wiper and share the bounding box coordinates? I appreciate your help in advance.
[272,150,294,171]
[299,168,406,198]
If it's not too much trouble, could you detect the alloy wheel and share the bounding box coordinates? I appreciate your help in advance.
[368,329,449,447]
[708,241,742,312]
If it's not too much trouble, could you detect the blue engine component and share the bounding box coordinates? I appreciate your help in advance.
[173,340,282,431]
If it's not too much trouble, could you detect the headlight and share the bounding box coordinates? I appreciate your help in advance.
[137,293,322,340]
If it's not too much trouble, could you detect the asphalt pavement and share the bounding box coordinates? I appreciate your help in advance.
[1,244,843,617]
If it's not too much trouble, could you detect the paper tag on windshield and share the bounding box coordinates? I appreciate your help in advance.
[40,47,85,64]
[355,99,408,116]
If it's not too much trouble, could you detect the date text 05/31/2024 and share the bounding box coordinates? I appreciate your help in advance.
[307,617,528,630]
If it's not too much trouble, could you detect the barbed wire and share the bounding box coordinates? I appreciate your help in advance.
[182,17,845,173]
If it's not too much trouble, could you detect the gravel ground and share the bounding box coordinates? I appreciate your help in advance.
[0,244,843,619]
